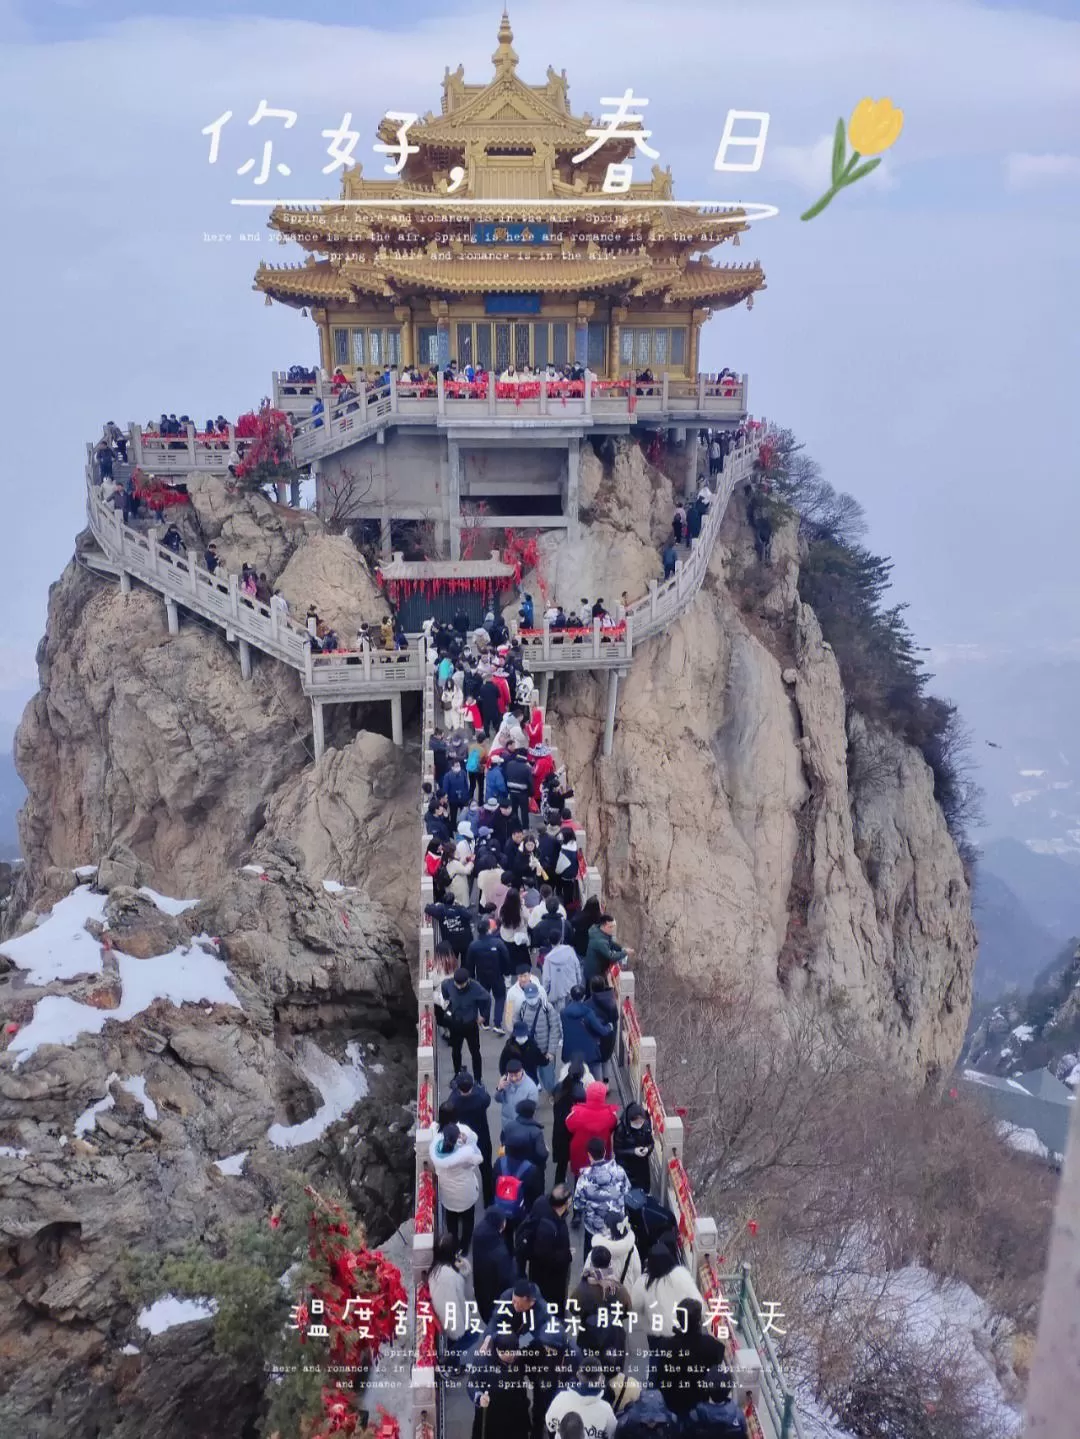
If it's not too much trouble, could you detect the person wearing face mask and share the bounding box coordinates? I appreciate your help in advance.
[612,1102,655,1193]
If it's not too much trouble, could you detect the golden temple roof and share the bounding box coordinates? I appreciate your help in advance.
[375,253,649,293]
[665,261,766,301]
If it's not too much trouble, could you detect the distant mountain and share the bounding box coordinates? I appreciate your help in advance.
[972,866,1062,1000]
[965,940,1080,1089]
[980,838,1080,945]
[0,723,24,860]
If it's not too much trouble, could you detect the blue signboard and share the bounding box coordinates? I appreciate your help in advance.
[485,294,542,315]
[471,222,551,244]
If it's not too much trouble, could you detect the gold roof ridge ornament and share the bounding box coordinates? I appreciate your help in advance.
[492,8,518,76]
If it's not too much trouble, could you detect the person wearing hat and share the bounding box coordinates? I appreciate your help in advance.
[484,751,510,806]
[597,1209,642,1291]
[503,964,563,1094]
[612,1102,655,1193]
[495,1055,540,1136]
[438,966,491,1082]
[499,1021,545,1083]
[502,1095,549,1186]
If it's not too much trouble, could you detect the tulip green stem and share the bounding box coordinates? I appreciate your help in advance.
[800,150,866,222]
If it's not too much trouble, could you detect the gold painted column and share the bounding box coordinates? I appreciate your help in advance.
[394,305,413,369]
[688,307,710,377]
[313,309,331,372]
[610,306,627,379]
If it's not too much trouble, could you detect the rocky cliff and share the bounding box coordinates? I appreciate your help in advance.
[528,440,976,1082]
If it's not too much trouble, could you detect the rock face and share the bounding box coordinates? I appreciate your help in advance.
[276,532,386,638]
[0,845,415,1439]
[541,440,976,1082]
[15,565,312,900]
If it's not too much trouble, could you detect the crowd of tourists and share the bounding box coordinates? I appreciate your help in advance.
[421,639,748,1438]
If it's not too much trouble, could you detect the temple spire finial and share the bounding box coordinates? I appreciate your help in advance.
[493,8,518,73]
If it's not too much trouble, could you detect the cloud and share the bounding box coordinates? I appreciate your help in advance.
[769,134,897,194]
[1004,152,1080,189]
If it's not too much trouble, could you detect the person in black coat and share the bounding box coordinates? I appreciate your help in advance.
[425,796,453,846]
[502,1098,549,1184]
[551,1060,587,1186]
[614,1389,680,1438]
[466,1334,531,1439]
[479,678,501,737]
[471,1205,517,1321]
[588,975,619,1080]
[682,1368,748,1438]
[515,1185,573,1309]
[448,1070,494,1206]
[425,901,475,962]
[612,1102,655,1193]
[570,897,603,958]
[661,1300,728,1418]
[466,917,510,1027]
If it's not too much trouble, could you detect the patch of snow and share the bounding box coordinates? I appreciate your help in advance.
[1019,769,1046,778]
[962,1068,997,1086]
[997,1120,1050,1159]
[0,1145,29,1158]
[241,864,266,875]
[139,886,200,916]
[136,1295,218,1334]
[9,936,240,1066]
[267,1038,369,1149]
[1006,1079,1032,1092]
[279,1263,301,1291]
[322,879,346,893]
[74,865,98,880]
[74,1074,119,1135]
[120,1343,140,1355]
[0,886,107,983]
[1011,1024,1035,1043]
[370,1062,385,1074]
[119,1075,158,1121]
[1066,1063,1080,1088]
[213,1151,249,1176]
[1010,790,1039,806]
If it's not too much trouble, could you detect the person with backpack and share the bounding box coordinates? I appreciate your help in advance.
[428,1120,483,1256]
[425,899,475,965]
[596,1209,642,1292]
[531,892,572,954]
[504,967,563,1093]
[561,991,614,1081]
[569,1245,632,1373]
[448,1069,494,1207]
[554,826,581,906]
[613,1389,679,1439]
[471,1205,517,1322]
[542,942,583,1015]
[572,1136,631,1259]
[612,1103,655,1193]
[682,1368,748,1438]
[515,1184,573,1309]
[492,1141,541,1245]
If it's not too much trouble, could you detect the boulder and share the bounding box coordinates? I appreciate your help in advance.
[275,533,385,639]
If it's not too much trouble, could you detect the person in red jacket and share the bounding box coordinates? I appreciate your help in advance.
[565,1080,619,1177]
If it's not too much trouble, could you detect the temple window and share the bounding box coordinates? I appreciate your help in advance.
[332,326,402,370]
[418,326,439,366]
[619,326,688,371]
[587,322,608,371]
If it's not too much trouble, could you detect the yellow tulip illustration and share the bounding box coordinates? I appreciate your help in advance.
[801,97,904,221]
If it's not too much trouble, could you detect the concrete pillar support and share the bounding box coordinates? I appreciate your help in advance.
[311,699,325,762]
[566,437,580,536]
[539,671,551,710]
[390,692,403,747]
[684,434,700,499]
[238,638,252,681]
[447,439,462,561]
[603,668,619,756]
[165,599,179,635]
[119,571,131,596]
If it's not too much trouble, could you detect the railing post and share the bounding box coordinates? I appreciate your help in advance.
[625,615,633,659]
[228,573,240,618]
[304,644,314,687]
[738,1262,752,1331]
[358,381,368,423]
[585,375,593,416]
[661,372,670,411]
[436,370,445,416]
[741,371,750,415]
[540,378,548,415]
[130,425,144,465]
[649,579,659,622]
[697,373,706,409]
[781,1392,796,1439]
[363,645,372,681]
[389,369,399,414]
[542,613,551,661]
[186,422,196,465]
[488,376,497,415]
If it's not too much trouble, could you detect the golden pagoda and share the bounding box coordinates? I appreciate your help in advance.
[255,9,765,380]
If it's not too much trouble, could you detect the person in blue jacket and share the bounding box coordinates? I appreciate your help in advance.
[471,1205,517,1322]
[465,916,511,1029]
[441,758,470,828]
[561,985,613,1069]
[485,754,510,805]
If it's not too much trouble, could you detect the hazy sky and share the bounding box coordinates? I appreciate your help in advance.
[2,0,1078,729]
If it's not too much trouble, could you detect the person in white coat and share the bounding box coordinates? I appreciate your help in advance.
[426,1233,475,1357]
[429,1120,483,1256]
[631,1240,704,1383]
[598,1209,642,1291]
